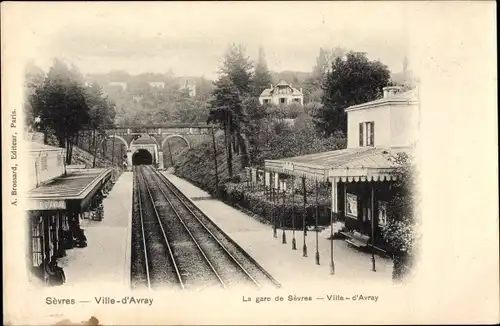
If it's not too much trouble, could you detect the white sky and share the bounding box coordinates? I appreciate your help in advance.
[18,2,411,79]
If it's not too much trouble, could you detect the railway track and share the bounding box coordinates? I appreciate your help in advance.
[131,165,281,291]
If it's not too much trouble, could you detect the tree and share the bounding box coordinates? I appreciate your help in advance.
[209,44,254,176]
[24,61,46,131]
[32,58,91,163]
[303,47,345,103]
[253,47,273,98]
[195,75,215,102]
[220,44,254,95]
[85,82,116,130]
[380,152,420,282]
[317,51,391,135]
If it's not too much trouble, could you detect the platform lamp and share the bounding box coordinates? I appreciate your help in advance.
[281,177,287,244]
[272,173,277,238]
[371,186,377,272]
[330,180,336,275]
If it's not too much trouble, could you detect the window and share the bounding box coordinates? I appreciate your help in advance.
[263,99,270,104]
[31,216,43,267]
[293,98,301,103]
[359,121,375,147]
[280,98,286,104]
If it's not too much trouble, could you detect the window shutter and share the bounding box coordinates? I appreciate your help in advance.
[370,122,375,146]
[359,123,364,146]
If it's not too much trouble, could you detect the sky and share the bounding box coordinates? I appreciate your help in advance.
[20,2,411,80]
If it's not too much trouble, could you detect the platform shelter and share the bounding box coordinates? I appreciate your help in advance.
[263,86,418,274]
[24,140,115,285]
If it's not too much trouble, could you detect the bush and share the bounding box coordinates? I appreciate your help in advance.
[218,182,332,228]
[380,152,420,282]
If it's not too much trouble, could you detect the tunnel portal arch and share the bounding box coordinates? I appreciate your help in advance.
[132,149,153,165]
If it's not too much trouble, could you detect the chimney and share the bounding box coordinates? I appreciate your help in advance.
[300,87,303,93]
[383,86,403,98]
[270,84,273,89]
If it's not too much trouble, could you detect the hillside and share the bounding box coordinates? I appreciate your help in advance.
[71,146,117,168]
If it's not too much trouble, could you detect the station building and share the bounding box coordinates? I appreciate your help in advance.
[24,134,115,285]
[264,86,418,255]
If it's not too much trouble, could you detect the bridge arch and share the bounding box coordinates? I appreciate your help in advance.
[130,133,160,148]
[161,134,190,149]
[99,135,129,151]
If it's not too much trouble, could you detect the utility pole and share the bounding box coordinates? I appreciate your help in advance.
[111,132,116,165]
[167,139,174,167]
[211,126,220,197]
[92,129,97,168]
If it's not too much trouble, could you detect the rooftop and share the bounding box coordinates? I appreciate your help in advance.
[345,89,418,112]
[260,80,303,97]
[265,147,412,182]
[27,168,112,200]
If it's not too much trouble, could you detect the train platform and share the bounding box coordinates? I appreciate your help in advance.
[57,171,133,289]
[162,172,394,287]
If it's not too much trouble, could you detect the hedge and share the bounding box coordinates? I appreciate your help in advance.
[218,182,333,229]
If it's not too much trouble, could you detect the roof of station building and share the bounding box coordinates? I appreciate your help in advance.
[26,168,113,210]
[265,147,413,182]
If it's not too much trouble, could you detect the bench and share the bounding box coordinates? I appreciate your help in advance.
[341,231,370,249]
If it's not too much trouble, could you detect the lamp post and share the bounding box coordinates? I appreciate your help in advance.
[292,176,297,250]
[282,180,287,244]
[330,179,336,275]
[272,173,277,238]
[315,180,320,265]
[371,186,377,272]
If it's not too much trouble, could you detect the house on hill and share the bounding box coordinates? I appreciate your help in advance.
[179,78,196,97]
[108,82,127,91]
[259,80,304,105]
[148,81,165,88]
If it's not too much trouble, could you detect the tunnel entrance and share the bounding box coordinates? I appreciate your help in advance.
[132,149,153,165]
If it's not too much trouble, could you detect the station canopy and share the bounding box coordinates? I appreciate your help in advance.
[264,147,412,182]
[26,168,113,211]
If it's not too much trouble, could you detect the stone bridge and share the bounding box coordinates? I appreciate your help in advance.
[85,124,212,170]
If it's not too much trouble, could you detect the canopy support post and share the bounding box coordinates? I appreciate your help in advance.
[315,179,320,265]
[302,177,308,257]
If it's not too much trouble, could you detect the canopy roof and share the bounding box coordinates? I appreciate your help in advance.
[265,147,411,182]
[26,168,113,211]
